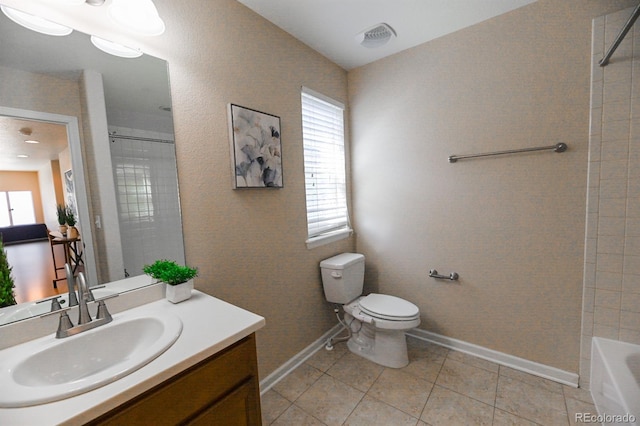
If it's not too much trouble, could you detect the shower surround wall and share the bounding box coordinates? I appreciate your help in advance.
[109,126,184,277]
[582,6,640,388]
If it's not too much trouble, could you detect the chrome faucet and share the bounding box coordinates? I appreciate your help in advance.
[41,271,118,338]
[76,273,92,325]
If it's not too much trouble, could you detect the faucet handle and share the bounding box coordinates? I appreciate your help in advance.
[51,297,62,311]
[86,285,106,302]
[40,306,74,338]
[95,294,118,321]
[36,295,64,312]
[96,301,112,321]
[55,311,74,338]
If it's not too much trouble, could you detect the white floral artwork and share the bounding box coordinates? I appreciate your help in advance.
[228,104,283,188]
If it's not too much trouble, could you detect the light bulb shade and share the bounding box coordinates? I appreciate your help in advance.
[1,5,72,36]
[46,0,87,5]
[109,0,165,36]
[90,36,143,58]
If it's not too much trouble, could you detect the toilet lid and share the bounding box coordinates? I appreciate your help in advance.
[358,294,419,320]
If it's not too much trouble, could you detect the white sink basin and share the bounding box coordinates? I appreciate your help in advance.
[0,307,182,407]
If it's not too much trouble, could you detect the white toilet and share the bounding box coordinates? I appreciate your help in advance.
[320,253,420,368]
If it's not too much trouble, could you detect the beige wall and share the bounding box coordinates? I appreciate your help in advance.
[164,1,354,376]
[0,65,82,119]
[6,0,636,381]
[349,0,637,374]
[0,171,44,223]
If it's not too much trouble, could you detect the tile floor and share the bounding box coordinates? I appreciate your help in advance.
[261,336,598,426]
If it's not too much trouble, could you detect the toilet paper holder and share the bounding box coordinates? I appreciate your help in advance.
[429,269,459,281]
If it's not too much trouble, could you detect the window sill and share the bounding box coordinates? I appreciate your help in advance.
[306,228,353,249]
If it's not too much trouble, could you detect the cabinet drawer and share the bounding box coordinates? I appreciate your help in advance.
[90,334,259,425]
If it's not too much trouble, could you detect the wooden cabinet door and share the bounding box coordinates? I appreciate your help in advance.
[189,380,257,426]
[88,334,261,426]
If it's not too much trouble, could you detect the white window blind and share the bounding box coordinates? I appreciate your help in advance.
[301,87,350,242]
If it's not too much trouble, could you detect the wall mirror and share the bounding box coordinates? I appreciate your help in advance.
[0,10,184,326]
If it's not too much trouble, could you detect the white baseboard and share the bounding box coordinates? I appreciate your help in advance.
[407,328,579,388]
[260,326,579,396]
[259,324,345,395]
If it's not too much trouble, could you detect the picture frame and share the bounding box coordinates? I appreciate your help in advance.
[228,103,283,189]
[64,169,78,219]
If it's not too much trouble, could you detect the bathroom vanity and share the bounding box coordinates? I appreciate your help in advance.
[0,288,265,425]
[89,334,261,425]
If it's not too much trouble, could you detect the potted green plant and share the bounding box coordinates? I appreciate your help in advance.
[65,206,79,239]
[143,259,198,303]
[0,238,16,308]
[56,204,68,235]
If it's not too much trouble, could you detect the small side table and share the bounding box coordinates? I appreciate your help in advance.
[49,233,84,288]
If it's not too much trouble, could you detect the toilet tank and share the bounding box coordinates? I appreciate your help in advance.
[320,253,365,304]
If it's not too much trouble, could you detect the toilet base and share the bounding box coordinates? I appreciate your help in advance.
[346,322,409,368]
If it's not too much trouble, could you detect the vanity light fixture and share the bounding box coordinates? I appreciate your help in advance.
[90,35,143,58]
[2,0,165,58]
[0,5,73,36]
[17,154,29,158]
[109,0,165,36]
[24,140,40,144]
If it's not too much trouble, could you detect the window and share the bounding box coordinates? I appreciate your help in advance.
[301,87,351,248]
[114,161,154,223]
[0,191,36,227]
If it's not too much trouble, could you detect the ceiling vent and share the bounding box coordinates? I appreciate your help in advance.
[356,23,396,48]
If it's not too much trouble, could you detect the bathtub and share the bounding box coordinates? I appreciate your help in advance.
[591,337,639,426]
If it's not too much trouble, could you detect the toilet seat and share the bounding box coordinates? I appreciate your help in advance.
[358,293,420,321]
[344,294,420,331]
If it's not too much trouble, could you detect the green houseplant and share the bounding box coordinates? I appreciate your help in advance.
[0,238,17,308]
[56,204,68,235]
[143,259,198,303]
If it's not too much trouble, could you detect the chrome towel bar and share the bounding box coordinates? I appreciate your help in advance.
[448,142,567,163]
[429,269,459,281]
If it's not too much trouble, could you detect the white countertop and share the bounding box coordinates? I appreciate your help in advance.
[0,290,265,425]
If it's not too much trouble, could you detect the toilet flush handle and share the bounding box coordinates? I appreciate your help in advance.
[331,271,342,279]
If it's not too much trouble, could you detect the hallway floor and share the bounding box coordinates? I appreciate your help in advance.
[4,240,64,304]
[261,336,597,425]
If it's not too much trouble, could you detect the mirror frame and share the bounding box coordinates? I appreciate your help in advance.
[0,105,98,286]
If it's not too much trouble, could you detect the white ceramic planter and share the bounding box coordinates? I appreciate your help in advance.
[165,280,193,303]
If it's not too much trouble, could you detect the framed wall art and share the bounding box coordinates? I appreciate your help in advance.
[228,104,283,189]
[64,169,78,219]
